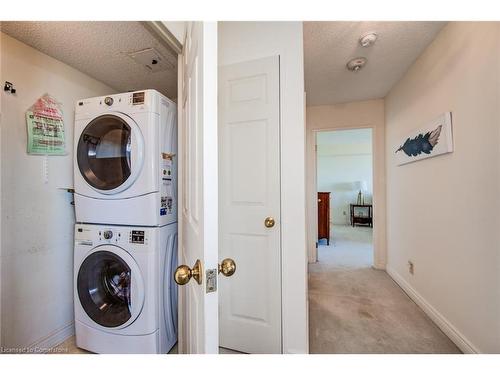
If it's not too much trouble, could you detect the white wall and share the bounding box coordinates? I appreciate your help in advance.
[316,132,373,225]
[162,21,186,45]
[218,22,308,354]
[0,32,115,349]
[385,22,500,353]
[306,100,386,267]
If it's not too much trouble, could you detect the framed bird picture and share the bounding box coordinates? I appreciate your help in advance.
[395,112,453,166]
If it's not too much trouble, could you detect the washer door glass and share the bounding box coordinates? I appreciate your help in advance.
[77,250,133,328]
[77,115,132,191]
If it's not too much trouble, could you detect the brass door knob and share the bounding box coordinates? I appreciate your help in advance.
[218,258,236,277]
[264,217,275,228]
[174,259,202,285]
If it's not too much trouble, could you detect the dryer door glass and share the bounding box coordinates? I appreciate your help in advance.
[77,251,132,327]
[77,115,132,191]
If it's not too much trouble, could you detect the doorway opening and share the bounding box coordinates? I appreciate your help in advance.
[315,128,374,269]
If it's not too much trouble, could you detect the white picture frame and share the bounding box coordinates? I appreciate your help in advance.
[395,112,453,166]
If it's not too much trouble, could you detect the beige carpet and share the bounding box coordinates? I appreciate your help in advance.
[309,225,461,354]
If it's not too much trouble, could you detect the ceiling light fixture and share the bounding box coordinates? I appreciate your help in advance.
[346,57,367,72]
[359,32,378,47]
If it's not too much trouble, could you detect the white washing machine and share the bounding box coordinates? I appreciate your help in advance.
[74,223,178,354]
[74,89,177,227]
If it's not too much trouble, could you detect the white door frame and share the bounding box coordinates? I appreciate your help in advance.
[178,21,219,354]
[217,22,309,354]
[157,21,310,354]
[218,56,282,354]
[149,21,219,354]
[307,123,386,269]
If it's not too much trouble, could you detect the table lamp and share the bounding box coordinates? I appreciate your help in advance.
[353,181,368,205]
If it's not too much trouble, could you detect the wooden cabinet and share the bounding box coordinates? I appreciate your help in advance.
[317,192,331,245]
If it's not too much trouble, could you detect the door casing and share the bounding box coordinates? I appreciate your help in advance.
[307,123,386,269]
[156,21,310,354]
[218,56,282,354]
[150,21,219,354]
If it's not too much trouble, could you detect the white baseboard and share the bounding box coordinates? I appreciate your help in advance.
[28,322,75,353]
[386,266,479,354]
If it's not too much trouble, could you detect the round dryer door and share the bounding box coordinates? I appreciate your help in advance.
[77,113,144,194]
[77,247,145,329]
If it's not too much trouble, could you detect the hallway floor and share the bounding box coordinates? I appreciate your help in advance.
[53,335,240,354]
[309,225,461,353]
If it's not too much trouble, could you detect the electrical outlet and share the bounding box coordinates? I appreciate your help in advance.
[408,261,414,275]
[343,211,346,216]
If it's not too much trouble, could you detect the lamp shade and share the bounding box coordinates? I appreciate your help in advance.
[353,180,367,192]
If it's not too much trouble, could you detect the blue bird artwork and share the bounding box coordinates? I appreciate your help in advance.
[395,125,442,157]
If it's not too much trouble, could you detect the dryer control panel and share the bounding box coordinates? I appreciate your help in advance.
[75,89,173,119]
[75,226,149,247]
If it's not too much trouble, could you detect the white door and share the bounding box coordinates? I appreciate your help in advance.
[177,21,219,354]
[218,56,282,354]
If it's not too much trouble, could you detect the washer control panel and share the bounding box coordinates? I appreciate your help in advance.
[98,229,123,244]
[75,226,149,247]
[130,230,146,244]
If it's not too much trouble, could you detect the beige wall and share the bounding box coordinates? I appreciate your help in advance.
[306,99,386,268]
[385,22,500,353]
[0,32,115,349]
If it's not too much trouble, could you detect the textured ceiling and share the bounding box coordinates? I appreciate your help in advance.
[0,21,178,99]
[304,21,446,106]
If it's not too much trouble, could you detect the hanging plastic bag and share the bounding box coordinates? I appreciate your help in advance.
[26,93,66,155]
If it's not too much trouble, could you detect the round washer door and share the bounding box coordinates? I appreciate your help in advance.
[77,246,145,329]
[77,113,144,194]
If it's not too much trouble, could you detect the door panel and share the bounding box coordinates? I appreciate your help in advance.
[227,233,271,322]
[177,21,219,354]
[219,56,281,354]
[228,119,268,204]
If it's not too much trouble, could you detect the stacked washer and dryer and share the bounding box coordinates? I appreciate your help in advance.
[73,90,178,354]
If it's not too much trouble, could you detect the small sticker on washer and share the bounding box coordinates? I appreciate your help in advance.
[160,208,167,216]
[166,197,173,213]
[161,197,167,208]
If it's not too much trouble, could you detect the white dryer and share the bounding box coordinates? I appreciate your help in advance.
[74,223,178,354]
[74,89,177,226]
